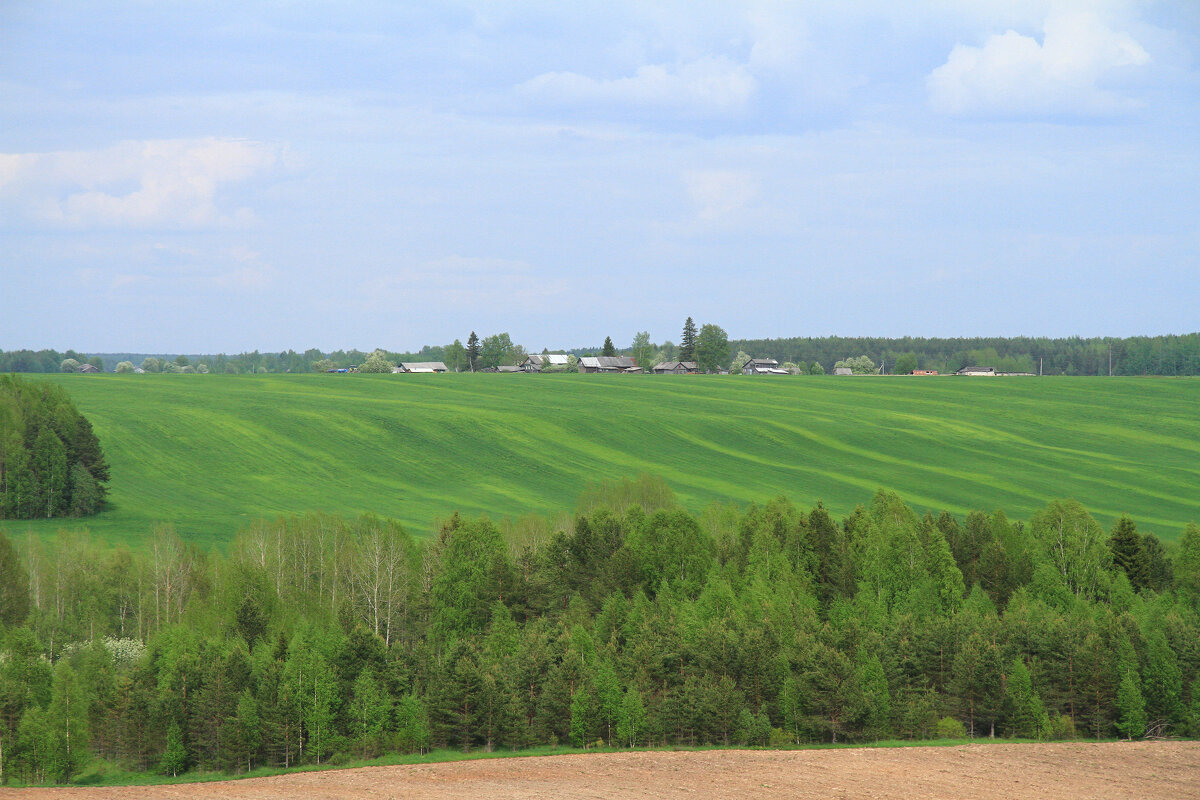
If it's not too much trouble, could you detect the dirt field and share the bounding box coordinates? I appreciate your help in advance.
[4,742,1198,800]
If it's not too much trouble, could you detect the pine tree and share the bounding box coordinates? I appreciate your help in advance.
[466,332,481,372]
[679,318,697,362]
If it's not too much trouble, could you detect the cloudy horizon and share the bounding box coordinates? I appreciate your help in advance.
[2,1,1198,353]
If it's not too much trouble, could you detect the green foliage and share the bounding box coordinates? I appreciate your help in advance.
[0,530,30,626]
[1003,659,1050,740]
[0,375,108,520]
[159,722,187,777]
[679,318,697,363]
[694,324,729,373]
[1116,670,1147,739]
[934,716,966,739]
[601,337,616,358]
[358,350,394,374]
[893,353,918,375]
[1,484,1200,783]
[834,355,877,374]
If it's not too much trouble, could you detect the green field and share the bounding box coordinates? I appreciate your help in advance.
[4,373,1199,547]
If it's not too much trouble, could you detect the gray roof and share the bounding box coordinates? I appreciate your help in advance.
[746,358,779,367]
[579,356,638,369]
[399,361,448,372]
[653,361,698,372]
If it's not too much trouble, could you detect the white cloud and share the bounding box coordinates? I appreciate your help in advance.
[928,12,1150,116]
[518,56,757,115]
[0,138,279,228]
[684,169,760,221]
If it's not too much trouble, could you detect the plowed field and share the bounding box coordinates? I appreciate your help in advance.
[5,742,1197,800]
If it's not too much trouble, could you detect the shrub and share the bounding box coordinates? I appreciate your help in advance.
[1050,713,1077,740]
[935,716,966,739]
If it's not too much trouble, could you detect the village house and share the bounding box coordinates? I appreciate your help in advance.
[912,369,939,376]
[396,361,449,373]
[520,354,571,372]
[955,366,996,376]
[833,367,853,376]
[743,358,788,375]
[652,361,699,374]
[578,356,639,373]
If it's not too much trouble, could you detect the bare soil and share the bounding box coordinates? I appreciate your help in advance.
[4,742,1198,800]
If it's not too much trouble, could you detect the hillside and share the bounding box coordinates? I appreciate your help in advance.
[3,373,1198,547]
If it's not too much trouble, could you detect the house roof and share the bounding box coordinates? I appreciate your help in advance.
[746,358,779,367]
[956,366,995,374]
[579,356,638,369]
[833,367,853,375]
[526,354,570,366]
[399,361,448,372]
[653,361,698,372]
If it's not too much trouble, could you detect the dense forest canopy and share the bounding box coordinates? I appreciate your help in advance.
[0,375,109,520]
[2,477,1198,784]
[4,332,1200,376]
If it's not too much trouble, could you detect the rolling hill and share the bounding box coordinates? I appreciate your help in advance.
[4,373,1198,548]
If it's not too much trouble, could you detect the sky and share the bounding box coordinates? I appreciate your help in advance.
[1,1,1198,353]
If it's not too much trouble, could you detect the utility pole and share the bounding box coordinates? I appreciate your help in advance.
[1109,343,1112,377]
[1039,357,1043,377]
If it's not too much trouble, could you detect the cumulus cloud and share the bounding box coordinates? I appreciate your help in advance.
[927,12,1150,116]
[0,138,279,228]
[518,56,757,116]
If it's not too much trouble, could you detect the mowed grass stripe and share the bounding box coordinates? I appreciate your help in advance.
[4,374,1197,548]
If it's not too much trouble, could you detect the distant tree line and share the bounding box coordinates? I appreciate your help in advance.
[1,478,1199,784]
[0,376,109,520]
[4,332,1200,377]
[726,334,1200,376]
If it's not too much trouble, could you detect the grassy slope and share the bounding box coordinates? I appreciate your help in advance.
[4,374,1198,548]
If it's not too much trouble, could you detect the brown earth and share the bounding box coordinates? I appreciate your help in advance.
[4,742,1198,800]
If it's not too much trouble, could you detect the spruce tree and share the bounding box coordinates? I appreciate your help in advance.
[679,317,697,362]
[466,332,481,372]
[1108,515,1146,591]
[601,337,616,358]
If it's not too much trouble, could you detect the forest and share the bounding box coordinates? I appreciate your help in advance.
[0,375,109,520]
[1,477,1198,785]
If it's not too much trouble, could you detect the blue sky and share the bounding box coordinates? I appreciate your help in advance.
[2,1,1198,353]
